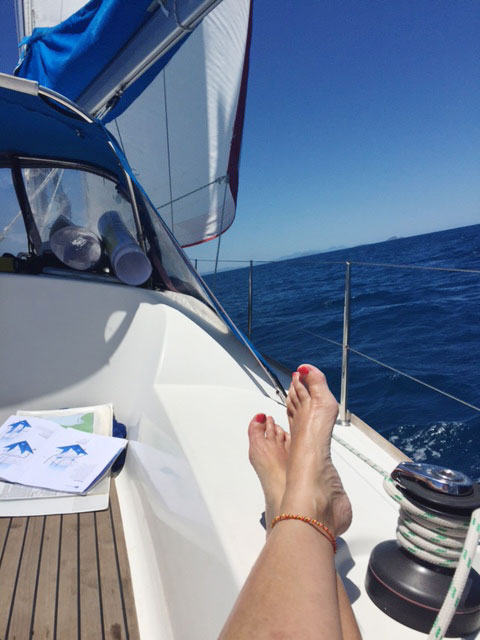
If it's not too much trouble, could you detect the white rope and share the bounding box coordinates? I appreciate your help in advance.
[332,434,480,639]
[428,510,480,640]
[383,476,469,569]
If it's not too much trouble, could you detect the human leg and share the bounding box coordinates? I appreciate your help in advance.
[219,366,361,639]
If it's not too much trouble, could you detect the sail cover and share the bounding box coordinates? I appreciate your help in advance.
[15,0,252,247]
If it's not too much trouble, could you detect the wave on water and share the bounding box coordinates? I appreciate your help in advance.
[389,420,480,482]
[205,224,480,479]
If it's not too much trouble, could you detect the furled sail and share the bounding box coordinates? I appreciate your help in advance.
[15,0,252,247]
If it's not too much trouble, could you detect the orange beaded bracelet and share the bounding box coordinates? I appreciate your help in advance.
[271,514,337,554]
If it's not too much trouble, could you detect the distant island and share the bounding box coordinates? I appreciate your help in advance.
[279,245,348,261]
[200,225,479,275]
[279,236,407,261]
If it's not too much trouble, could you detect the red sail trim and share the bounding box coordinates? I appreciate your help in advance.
[226,0,253,207]
[181,213,236,248]
[184,0,252,249]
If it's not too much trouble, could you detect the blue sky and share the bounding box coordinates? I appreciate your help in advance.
[189,0,479,268]
[0,1,478,269]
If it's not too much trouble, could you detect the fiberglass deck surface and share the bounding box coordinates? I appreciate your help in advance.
[0,480,139,640]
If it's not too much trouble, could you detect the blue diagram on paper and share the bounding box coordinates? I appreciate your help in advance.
[48,444,87,470]
[4,441,33,455]
[6,420,31,434]
[57,445,87,456]
[0,440,34,467]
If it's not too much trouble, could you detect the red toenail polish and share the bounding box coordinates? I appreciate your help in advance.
[298,366,310,376]
[255,413,266,423]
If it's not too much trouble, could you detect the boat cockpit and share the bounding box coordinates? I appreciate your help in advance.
[0,71,288,639]
[0,73,209,305]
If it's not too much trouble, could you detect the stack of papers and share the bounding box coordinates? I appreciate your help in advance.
[0,415,126,494]
[0,404,126,516]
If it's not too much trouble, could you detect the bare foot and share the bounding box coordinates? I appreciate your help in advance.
[248,413,291,533]
[282,364,352,537]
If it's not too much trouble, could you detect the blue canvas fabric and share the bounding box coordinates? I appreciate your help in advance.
[0,85,127,183]
[16,0,153,102]
[15,0,190,121]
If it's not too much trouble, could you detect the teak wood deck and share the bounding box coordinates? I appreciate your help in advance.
[0,481,139,640]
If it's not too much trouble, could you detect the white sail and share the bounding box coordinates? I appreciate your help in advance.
[15,0,252,248]
[109,0,250,247]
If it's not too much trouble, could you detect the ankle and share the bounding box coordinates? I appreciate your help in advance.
[279,491,317,519]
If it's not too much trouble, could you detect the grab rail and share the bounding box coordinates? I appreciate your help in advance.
[192,257,480,421]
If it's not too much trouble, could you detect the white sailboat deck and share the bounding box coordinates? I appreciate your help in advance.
[1,272,479,639]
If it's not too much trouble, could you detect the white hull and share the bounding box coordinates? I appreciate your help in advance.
[2,272,477,638]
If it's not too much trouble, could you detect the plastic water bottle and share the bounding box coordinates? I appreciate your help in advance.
[49,215,102,271]
[98,210,152,286]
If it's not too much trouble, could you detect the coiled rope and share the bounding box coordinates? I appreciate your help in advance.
[332,433,480,640]
[382,476,469,567]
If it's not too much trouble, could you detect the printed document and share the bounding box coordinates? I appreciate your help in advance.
[0,414,126,495]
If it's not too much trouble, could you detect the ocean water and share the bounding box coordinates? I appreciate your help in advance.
[204,224,480,480]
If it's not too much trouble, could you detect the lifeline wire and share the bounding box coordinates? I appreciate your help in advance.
[332,433,480,640]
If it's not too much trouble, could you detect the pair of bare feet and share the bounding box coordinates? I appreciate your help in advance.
[248,364,352,539]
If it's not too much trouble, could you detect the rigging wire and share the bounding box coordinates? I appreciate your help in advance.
[113,119,127,155]
[212,174,229,290]
[156,175,227,210]
[162,68,175,235]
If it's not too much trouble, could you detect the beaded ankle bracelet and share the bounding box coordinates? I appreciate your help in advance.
[271,514,337,554]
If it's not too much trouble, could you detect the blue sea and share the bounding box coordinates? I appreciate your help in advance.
[204,224,480,480]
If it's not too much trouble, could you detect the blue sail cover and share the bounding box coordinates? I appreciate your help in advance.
[15,0,253,247]
[15,0,191,117]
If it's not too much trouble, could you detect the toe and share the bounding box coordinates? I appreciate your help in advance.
[265,415,276,440]
[274,423,285,444]
[288,375,300,408]
[248,413,267,443]
[297,364,338,412]
[286,393,295,416]
[297,364,326,389]
[292,372,309,401]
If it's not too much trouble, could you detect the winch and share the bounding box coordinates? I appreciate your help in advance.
[366,461,480,636]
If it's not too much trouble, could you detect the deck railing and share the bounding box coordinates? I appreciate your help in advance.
[192,257,480,424]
